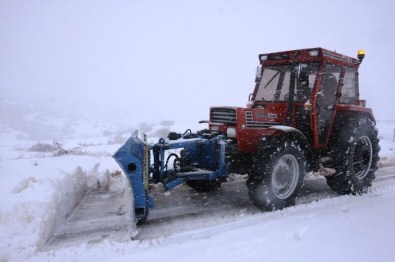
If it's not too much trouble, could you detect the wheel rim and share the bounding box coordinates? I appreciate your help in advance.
[271,154,299,199]
[353,136,373,179]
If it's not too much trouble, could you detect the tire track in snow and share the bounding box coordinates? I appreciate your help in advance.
[135,167,395,241]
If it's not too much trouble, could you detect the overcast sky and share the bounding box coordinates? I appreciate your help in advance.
[1,0,395,125]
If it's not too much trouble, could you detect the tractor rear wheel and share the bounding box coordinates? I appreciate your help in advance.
[326,118,380,194]
[248,140,306,211]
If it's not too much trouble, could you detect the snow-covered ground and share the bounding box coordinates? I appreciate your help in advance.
[1,111,395,262]
[2,1,395,261]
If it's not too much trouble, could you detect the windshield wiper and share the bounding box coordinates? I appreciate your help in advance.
[263,71,280,89]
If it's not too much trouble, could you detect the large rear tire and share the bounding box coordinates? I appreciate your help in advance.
[326,117,380,194]
[248,140,306,211]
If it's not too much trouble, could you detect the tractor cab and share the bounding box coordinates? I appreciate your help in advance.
[252,48,363,107]
[208,48,373,153]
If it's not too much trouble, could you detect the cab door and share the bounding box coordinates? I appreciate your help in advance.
[313,64,342,147]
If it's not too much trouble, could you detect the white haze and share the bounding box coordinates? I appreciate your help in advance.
[1,0,395,139]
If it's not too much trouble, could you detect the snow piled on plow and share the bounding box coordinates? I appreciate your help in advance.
[0,156,135,261]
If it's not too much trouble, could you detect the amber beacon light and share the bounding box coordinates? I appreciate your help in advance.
[357,49,365,62]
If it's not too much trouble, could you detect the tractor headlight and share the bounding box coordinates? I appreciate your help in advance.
[211,126,219,131]
[260,55,268,61]
[308,50,319,57]
[227,127,236,138]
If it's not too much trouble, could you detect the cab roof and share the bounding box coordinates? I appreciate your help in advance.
[259,47,361,67]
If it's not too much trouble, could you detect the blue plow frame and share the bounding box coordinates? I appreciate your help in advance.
[113,133,228,222]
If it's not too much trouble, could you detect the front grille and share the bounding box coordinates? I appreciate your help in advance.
[210,108,236,125]
[245,111,276,128]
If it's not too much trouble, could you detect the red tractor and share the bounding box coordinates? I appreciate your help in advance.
[212,47,380,210]
[114,47,380,222]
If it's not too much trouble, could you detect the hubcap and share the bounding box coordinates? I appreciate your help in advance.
[353,136,373,179]
[271,154,299,199]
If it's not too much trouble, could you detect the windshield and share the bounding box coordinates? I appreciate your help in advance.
[254,64,318,102]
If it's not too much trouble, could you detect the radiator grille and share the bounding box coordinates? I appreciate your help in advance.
[210,108,236,125]
[245,111,276,128]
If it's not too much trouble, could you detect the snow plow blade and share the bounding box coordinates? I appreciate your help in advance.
[112,129,229,224]
[113,133,153,223]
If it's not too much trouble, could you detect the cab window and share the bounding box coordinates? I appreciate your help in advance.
[340,67,359,104]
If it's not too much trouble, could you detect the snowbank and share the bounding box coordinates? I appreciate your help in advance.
[0,156,132,261]
[377,120,395,167]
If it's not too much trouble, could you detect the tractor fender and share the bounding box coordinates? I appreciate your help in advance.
[268,125,303,134]
[267,125,307,142]
[265,125,312,164]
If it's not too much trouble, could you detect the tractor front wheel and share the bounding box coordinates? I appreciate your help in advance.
[248,141,306,211]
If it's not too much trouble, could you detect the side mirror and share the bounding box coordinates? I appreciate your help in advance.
[298,64,309,82]
[255,65,262,83]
